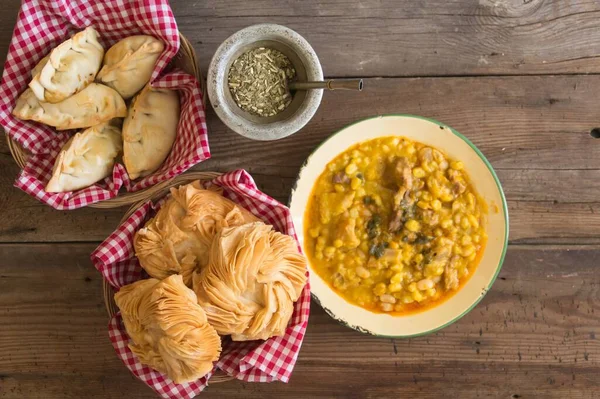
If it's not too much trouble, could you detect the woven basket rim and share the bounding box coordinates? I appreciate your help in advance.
[5,32,207,209]
[101,171,234,383]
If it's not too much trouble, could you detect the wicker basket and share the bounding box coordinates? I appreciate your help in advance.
[102,171,233,384]
[5,33,206,209]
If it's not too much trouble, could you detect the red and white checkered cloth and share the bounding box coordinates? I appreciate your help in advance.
[0,0,210,210]
[91,170,311,398]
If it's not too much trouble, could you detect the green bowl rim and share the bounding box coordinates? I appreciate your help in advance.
[288,113,509,338]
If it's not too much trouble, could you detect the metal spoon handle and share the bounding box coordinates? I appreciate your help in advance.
[289,79,363,91]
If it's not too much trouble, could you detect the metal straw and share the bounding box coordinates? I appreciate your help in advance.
[289,79,363,91]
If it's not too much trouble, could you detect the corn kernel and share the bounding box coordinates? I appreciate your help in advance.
[431,199,442,211]
[334,183,345,193]
[316,252,323,260]
[356,188,366,197]
[412,291,424,302]
[389,241,399,249]
[407,282,417,292]
[426,288,437,297]
[473,234,481,244]
[439,192,454,203]
[324,246,336,257]
[390,264,404,272]
[462,244,476,257]
[421,192,432,201]
[333,239,343,248]
[317,237,326,246]
[372,282,386,296]
[414,254,424,264]
[350,177,361,190]
[461,235,472,246]
[309,228,320,238]
[417,200,430,210]
[452,200,462,212]
[434,228,443,237]
[467,193,475,208]
[413,167,426,178]
[346,268,357,280]
[468,252,477,261]
[345,163,358,175]
[461,216,471,230]
[454,213,463,225]
[405,220,421,232]
[468,214,480,229]
[450,161,464,170]
[388,282,403,293]
[422,162,434,173]
[402,295,415,304]
[441,219,453,229]
[391,273,404,284]
[406,145,416,155]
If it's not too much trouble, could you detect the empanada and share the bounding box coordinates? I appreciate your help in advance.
[97,35,164,99]
[115,275,221,384]
[12,84,127,130]
[193,222,307,341]
[134,181,259,286]
[45,123,122,193]
[29,27,104,103]
[122,84,180,179]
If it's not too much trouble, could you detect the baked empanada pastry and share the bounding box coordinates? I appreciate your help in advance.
[193,222,307,341]
[114,275,221,384]
[12,84,127,130]
[97,35,164,99]
[134,181,259,286]
[122,84,180,179]
[45,123,122,192]
[29,27,104,103]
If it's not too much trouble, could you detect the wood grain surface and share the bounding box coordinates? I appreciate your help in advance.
[0,244,599,398]
[1,76,598,244]
[3,0,600,77]
[1,0,599,398]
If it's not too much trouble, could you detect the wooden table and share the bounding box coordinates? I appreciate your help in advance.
[1,1,600,397]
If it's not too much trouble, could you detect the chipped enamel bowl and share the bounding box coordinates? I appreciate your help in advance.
[289,115,509,337]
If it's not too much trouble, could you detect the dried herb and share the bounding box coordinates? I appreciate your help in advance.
[366,214,381,239]
[228,47,296,117]
[363,196,373,205]
[369,243,387,259]
[414,235,434,245]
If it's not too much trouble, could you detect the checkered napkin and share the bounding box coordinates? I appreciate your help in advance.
[91,170,311,398]
[0,0,210,210]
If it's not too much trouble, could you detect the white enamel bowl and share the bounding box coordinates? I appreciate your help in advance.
[289,115,509,337]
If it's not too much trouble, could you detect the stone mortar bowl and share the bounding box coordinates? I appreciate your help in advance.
[207,24,323,141]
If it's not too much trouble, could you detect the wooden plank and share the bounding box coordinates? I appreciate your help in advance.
[0,243,598,398]
[1,75,599,243]
[2,1,600,77]
[154,0,600,77]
